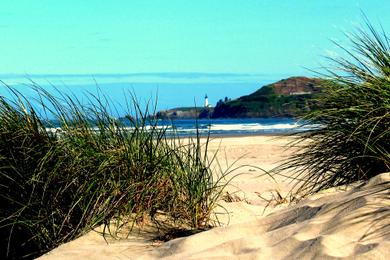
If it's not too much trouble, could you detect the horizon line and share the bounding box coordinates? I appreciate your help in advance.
[0,72,296,79]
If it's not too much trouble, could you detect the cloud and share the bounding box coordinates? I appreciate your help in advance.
[0,72,275,86]
[98,38,111,42]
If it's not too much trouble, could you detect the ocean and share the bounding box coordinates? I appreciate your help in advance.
[46,117,309,137]
[1,73,281,113]
[145,117,306,136]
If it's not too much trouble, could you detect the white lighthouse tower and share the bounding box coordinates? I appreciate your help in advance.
[204,94,210,107]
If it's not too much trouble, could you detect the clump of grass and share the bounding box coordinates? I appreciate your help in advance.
[0,86,236,259]
[279,20,390,197]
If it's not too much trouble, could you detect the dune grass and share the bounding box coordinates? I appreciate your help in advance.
[279,20,390,197]
[0,86,236,259]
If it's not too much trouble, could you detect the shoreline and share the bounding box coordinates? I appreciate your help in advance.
[205,132,294,138]
[168,131,298,140]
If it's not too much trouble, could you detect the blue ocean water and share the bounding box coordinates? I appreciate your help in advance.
[1,73,277,112]
[148,118,305,136]
[46,117,305,137]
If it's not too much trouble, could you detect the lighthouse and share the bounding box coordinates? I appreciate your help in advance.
[204,94,210,107]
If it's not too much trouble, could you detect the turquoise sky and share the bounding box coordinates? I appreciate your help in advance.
[1,1,390,110]
[1,1,389,76]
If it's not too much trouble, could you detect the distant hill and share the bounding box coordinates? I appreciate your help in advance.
[155,76,322,119]
[156,107,212,119]
[211,76,322,118]
[262,76,321,95]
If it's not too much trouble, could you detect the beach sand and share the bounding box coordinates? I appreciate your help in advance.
[40,136,390,259]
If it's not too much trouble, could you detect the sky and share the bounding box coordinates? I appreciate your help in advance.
[1,1,390,109]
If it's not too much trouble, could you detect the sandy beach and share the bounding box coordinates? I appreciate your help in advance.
[40,135,390,259]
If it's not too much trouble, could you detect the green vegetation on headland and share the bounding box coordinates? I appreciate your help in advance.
[156,77,322,119]
[212,77,322,118]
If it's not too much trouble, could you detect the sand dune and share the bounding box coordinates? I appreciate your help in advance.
[40,136,390,260]
[143,172,389,259]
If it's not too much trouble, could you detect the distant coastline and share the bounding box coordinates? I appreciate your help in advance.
[156,76,322,119]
